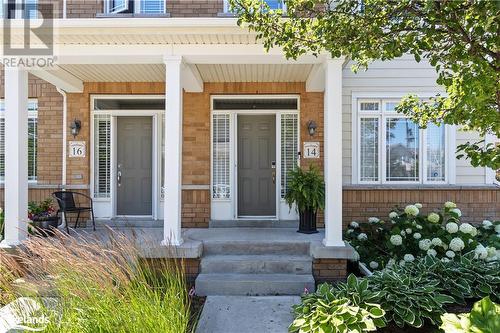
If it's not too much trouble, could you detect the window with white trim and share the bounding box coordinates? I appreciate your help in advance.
[357,99,447,184]
[281,113,298,198]
[106,0,165,14]
[93,114,111,198]
[212,114,231,199]
[0,100,38,182]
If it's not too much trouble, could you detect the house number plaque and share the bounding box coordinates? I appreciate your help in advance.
[303,142,320,159]
[69,141,86,158]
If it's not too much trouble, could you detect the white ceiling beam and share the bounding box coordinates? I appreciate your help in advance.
[306,63,326,92]
[182,63,203,93]
[29,66,84,92]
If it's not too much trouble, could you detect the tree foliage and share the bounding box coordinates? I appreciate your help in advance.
[230,0,500,170]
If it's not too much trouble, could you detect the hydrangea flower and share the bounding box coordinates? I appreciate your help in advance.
[415,203,423,209]
[400,230,406,236]
[446,222,459,234]
[450,208,462,217]
[446,250,455,258]
[404,254,415,262]
[386,259,396,267]
[459,223,477,236]
[369,261,379,269]
[413,232,422,239]
[419,239,432,251]
[368,217,380,224]
[427,249,437,257]
[441,258,451,263]
[347,229,354,234]
[482,220,493,229]
[405,228,412,234]
[415,224,423,230]
[389,211,398,220]
[350,221,359,228]
[357,233,368,241]
[404,205,419,216]
[431,238,443,247]
[449,238,465,252]
[444,201,457,208]
[427,212,440,223]
[474,244,488,260]
[390,235,403,246]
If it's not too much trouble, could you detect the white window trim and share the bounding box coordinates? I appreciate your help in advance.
[352,92,453,185]
[223,0,287,13]
[105,0,166,14]
[0,99,38,184]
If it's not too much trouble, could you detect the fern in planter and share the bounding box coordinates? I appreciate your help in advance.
[284,165,325,233]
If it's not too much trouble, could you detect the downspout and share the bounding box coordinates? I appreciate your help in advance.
[57,87,67,228]
[63,0,67,19]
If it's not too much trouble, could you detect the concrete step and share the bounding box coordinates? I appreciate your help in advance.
[200,255,312,275]
[203,241,310,256]
[195,273,315,296]
[209,220,298,228]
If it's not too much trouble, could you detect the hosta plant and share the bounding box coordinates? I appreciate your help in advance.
[369,268,455,328]
[440,297,500,333]
[289,275,385,333]
[345,202,500,270]
[401,254,500,304]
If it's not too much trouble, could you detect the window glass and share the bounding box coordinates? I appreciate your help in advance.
[140,0,164,13]
[359,101,379,112]
[426,123,446,182]
[94,115,111,198]
[384,102,399,112]
[360,118,379,181]
[212,114,231,199]
[386,118,419,182]
[265,0,285,10]
[281,114,298,198]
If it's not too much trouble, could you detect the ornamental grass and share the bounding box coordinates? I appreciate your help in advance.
[0,229,192,333]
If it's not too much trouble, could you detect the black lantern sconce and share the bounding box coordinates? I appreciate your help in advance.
[307,120,317,137]
[70,119,81,138]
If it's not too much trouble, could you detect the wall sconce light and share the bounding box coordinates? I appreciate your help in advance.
[70,119,81,138]
[307,120,317,137]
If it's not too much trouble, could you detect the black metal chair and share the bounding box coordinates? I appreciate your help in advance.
[52,191,96,233]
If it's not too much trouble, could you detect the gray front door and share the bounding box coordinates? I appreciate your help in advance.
[237,115,276,216]
[117,117,152,215]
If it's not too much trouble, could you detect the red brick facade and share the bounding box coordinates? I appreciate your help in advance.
[313,259,347,283]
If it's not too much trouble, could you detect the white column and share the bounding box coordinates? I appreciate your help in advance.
[1,67,29,247]
[162,56,184,246]
[323,59,344,247]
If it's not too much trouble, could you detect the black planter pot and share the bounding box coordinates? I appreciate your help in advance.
[31,216,59,237]
[298,209,318,234]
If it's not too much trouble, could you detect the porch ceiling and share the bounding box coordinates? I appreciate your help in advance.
[57,63,315,83]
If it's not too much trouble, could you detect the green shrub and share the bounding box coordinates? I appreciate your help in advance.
[369,268,455,328]
[440,297,500,333]
[345,201,499,270]
[289,275,385,333]
[284,165,325,213]
[401,254,500,304]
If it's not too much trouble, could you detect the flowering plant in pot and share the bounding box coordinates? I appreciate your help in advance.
[28,198,59,236]
[284,165,325,234]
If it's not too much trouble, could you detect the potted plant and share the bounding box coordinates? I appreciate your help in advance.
[284,165,325,234]
[28,198,59,236]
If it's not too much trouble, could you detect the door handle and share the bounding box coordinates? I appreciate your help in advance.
[117,171,122,187]
[272,171,276,184]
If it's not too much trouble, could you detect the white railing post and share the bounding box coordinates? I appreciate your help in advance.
[161,56,184,246]
[323,59,345,247]
[0,66,29,247]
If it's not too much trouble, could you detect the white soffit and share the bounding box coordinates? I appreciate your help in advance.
[197,64,314,82]
[59,64,166,82]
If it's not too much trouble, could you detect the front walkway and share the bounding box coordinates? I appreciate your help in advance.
[195,296,300,333]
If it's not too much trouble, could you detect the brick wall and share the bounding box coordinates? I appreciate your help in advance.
[343,187,500,228]
[66,0,103,18]
[167,0,223,17]
[313,259,347,283]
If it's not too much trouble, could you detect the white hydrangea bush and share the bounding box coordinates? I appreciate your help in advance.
[345,202,500,270]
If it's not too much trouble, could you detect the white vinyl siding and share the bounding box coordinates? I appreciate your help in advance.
[93,114,111,198]
[0,100,38,182]
[280,113,298,198]
[212,114,231,199]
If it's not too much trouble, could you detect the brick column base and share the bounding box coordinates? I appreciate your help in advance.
[313,259,347,284]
